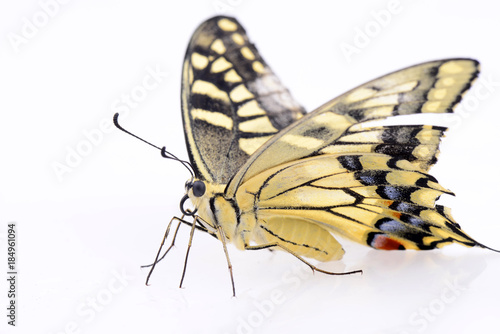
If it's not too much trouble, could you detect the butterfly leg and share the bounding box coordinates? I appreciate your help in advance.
[143,212,212,285]
[178,214,199,290]
[186,214,236,296]
[143,215,186,285]
[214,222,236,297]
[142,219,181,268]
[178,215,237,296]
[244,243,362,276]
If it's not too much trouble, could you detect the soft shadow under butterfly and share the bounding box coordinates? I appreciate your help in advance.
[114,16,498,296]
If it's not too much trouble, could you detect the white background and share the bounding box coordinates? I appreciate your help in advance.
[2,0,500,333]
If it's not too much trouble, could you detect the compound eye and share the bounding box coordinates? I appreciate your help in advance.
[192,180,206,197]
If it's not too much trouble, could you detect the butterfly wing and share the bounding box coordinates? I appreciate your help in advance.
[237,153,476,253]
[181,16,306,184]
[227,59,478,194]
[229,59,481,254]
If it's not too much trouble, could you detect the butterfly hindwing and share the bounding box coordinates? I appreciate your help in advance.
[182,16,306,184]
[237,152,477,255]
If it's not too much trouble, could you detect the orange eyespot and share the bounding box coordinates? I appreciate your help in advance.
[371,234,405,250]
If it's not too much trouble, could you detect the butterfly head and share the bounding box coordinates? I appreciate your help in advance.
[181,177,226,239]
[180,178,209,216]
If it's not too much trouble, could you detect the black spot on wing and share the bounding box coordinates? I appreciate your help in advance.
[355,170,388,186]
[374,144,416,161]
[347,109,366,122]
[380,127,421,145]
[224,45,260,81]
[399,214,430,231]
[387,157,404,170]
[367,85,382,92]
[415,177,433,188]
[302,126,330,140]
[375,217,430,246]
[338,155,362,171]
[376,186,416,201]
[190,94,233,117]
[389,201,424,216]
[428,65,439,77]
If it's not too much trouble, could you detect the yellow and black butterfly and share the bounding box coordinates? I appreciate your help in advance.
[115,16,497,295]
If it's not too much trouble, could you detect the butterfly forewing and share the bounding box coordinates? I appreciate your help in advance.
[226,59,479,195]
[181,16,306,184]
[325,124,447,172]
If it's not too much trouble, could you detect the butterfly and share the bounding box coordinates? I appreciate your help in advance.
[114,15,497,296]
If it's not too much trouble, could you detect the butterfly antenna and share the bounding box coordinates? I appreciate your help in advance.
[113,113,195,177]
[161,147,194,178]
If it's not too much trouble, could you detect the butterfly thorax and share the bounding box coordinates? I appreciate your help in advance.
[186,179,242,244]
